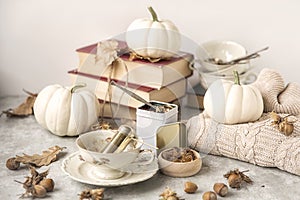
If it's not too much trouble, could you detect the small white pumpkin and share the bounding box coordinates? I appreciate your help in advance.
[33,84,100,136]
[203,71,264,124]
[126,6,181,59]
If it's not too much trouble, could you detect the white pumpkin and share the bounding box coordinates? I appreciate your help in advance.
[33,84,100,136]
[203,71,264,124]
[126,6,181,59]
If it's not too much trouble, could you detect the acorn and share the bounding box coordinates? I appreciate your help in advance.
[213,183,228,197]
[184,181,198,194]
[202,191,217,200]
[6,157,20,170]
[39,178,55,192]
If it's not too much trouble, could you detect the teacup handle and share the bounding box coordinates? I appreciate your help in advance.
[132,149,155,166]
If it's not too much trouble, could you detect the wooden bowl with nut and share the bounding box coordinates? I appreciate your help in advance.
[158,147,202,177]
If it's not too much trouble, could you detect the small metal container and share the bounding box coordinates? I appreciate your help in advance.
[156,122,187,154]
[136,101,178,152]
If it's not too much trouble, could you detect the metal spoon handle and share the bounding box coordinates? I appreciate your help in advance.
[110,81,156,109]
[221,46,269,65]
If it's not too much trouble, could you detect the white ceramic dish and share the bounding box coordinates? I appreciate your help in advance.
[61,151,158,187]
[196,40,250,75]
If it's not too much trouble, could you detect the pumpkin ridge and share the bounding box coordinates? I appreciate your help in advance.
[34,85,59,129]
[57,88,72,134]
[80,91,93,132]
[44,88,62,134]
[67,94,78,135]
[159,22,169,58]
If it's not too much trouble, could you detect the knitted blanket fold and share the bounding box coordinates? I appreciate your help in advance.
[187,112,300,176]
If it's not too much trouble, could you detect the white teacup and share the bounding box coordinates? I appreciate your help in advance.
[76,129,154,179]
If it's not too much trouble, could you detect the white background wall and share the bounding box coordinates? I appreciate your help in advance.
[1,0,299,97]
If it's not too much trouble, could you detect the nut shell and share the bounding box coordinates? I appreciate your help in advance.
[39,178,55,192]
[184,181,198,193]
[33,184,47,198]
[279,122,294,136]
[213,183,228,197]
[6,157,20,170]
[166,196,179,200]
[228,173,242,188]
[202,191,217,200]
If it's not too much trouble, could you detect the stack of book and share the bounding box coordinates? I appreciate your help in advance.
[69,40,194,120]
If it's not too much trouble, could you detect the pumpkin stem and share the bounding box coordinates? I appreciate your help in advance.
[148,6,159,22]
[71,83,87,93]
[233,70,241,85]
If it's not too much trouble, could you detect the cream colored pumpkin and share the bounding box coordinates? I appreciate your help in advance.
[203,71,264,124]
[126,6,181,59]
[33,84,100,136]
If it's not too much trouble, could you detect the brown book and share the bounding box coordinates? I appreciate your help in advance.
[75,40,193,90]
[98,100,136,120]
[98,98,183,121]
[69,72,187,108]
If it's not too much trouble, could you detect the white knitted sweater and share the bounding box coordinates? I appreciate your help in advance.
[187,112,300,176]
[187,68,300,176]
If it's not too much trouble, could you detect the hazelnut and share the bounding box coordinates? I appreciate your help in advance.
[202,191,217,200]
[213,183,228,197]
[184,181,198,193]
[279,121,294,136]
[6,157,20,170]
[166,196,179,200]
[228,173,243,188]
[33,184,47,198]
[39,178,55,192]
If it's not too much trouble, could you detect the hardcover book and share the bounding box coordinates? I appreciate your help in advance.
[98,100,136,120]
[69,71,187,108]
[75,40,193,90]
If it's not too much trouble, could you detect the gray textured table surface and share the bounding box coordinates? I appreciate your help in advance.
[0,96,299,200]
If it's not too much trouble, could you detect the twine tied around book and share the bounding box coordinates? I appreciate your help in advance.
[90,40,129,130]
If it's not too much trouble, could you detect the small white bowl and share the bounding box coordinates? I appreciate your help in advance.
[158,148,202,177]
[196,40,250,75]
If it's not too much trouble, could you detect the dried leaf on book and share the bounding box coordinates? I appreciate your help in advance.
[1,89,37,117]
[15,146,66,167]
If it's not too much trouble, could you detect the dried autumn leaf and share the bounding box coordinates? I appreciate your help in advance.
[1,89,37,117]
[79,188,105,200]
[15,146,66,167]
[159,187,179,200]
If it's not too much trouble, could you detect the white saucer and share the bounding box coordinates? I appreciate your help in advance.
[61,151,158,187]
